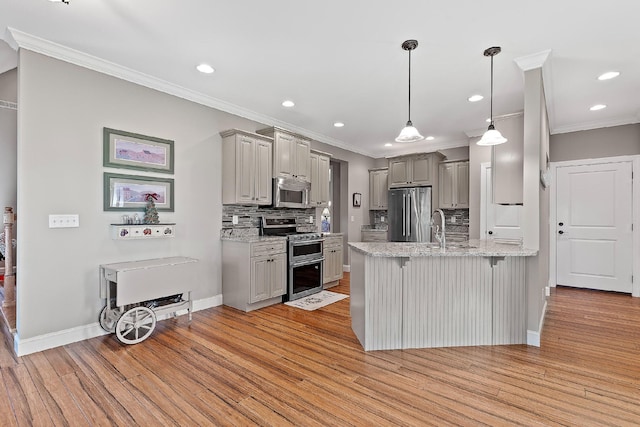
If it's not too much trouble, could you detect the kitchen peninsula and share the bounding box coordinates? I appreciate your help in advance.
[349,240,536,351]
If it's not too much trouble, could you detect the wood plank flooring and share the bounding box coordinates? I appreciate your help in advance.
[1,275,640,425]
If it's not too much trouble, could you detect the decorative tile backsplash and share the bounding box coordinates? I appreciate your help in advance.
[222,205,317,230]
[442,208,469,235]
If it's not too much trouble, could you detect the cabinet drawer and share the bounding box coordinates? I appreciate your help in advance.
[323,236,343,249]
[362,231,388,242]
[251,240,286,257]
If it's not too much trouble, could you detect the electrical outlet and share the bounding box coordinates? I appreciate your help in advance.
[232,215,238,225]
[309,216,314,223]
[49,214,79,228]
[351,215,355,222]
[545,286,550,297]
[381,216,385,222]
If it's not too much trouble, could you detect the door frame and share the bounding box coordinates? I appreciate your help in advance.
[550,155,640,297]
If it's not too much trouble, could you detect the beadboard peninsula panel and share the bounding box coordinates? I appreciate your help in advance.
[403,257,492,349]
[493,256,527,344]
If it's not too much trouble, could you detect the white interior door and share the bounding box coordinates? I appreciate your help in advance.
[556,161,633,292]
[482,164,523,241]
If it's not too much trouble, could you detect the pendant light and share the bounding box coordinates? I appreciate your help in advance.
[395,40,424,143]
[477,46,507,146]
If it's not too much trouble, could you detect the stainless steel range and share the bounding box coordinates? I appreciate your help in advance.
[261,216,324,301]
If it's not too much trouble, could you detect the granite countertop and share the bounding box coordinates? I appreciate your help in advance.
[221,235,287,243]
[322,232,344,237]
[348,239,537,257]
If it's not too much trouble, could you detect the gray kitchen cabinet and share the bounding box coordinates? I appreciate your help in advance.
[323,235,343,287]
[222,239,287,312]
[369,168,388,210]
[310,151,330,207]
[361,230,388,242]
[220,129,273,205]
[438,161,469,209]
[388,153,443,188]
[257,127,311,181]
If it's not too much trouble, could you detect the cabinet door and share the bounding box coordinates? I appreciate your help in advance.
[331,248,343,281]
[388,158,410,187]
[369,171,379,209]
[274,133,295,177]
[254,139,273,205]
[438,163,455,209]
[378,170,388,209]
[455,161,469,208]
[323,248,334,284]
[250,257,271,303]
[318,155,330,206]
[294,138,311,181]
[411,155,432,185]
[270,253,287,297]
[309,153,319,205]
[236,135,256,204]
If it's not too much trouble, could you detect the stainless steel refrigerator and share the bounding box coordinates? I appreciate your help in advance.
[388,186,432,242]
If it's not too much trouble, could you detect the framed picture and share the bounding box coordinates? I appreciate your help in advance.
[353,192,362,207]
[103,127,174,174]
[104,172,174,211]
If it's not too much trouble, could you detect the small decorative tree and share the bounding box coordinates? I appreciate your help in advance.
[143,193,160,224]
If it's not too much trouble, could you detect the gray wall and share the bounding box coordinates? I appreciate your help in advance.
[439,146,469,161]
[550,123,640,162]
[0,68,17,211]
[16,50,267,340]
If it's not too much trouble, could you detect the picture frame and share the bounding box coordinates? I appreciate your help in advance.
[103,127,174,174]
[104,172,174,212]
[353,192,362,207]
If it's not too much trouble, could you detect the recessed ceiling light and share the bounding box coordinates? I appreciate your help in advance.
[468,95,484,102]
[282,100,295,108]
[196,64,215,74]
[598,71,620,81]
[590,104,607,111]
[333,122,344,128]
[384,143,393,147]
[426,136,435,141]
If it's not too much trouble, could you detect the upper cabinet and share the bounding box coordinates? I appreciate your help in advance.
[220,129,273,205]
[257,127,311,182]
[388,153,443,188]
[310,151,330,207]
[438,161,469,209]
[369,168,388,210]
[492,114,524,205]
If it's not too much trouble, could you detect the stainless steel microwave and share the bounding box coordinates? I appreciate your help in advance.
[273,176,310,208]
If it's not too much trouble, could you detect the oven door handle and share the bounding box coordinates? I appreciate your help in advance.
[290,239,324,246]
[290,258,325,268]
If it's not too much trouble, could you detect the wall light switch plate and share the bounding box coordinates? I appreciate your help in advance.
[381,216,385,222]
[309,216,314,223]
[232,215,239,225]
[49,214,79,228]
[351,216,355,222]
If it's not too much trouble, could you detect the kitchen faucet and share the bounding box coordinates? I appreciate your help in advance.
[431,209,446,248]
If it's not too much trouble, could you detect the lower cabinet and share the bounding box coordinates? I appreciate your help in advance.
[323,235,344,287]
[222,239,287,311]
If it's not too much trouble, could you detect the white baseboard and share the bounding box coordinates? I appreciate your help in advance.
[343,264,350,272]
[14,293,223,356]
[526,300,548,347]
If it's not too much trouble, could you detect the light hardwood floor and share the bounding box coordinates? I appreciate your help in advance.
[1,274,640,426]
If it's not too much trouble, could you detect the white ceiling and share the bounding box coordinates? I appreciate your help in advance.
[1,0,639,158]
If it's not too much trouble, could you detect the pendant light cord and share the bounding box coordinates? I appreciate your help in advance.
[408,48,412,124]
[490,54,494,126]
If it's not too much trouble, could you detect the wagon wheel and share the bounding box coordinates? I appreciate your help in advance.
[115,306,157,344]
[98,305,118,333]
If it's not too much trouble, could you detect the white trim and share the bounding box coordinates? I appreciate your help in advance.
[526,300,548,347]
[514,50,552,72]
[14,294,223,356]
[551,116,640,136]
[4,27,377,159]
[343,264,350,273]
[550,155,640,297]
[480,162,491,238]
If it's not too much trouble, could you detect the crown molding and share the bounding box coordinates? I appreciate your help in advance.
[5,28,378,159]
[514,49,552,71]
[550,116,640,135]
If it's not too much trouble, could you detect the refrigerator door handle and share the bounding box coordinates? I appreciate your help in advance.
[407,193,411,237]
[402,194,406,236]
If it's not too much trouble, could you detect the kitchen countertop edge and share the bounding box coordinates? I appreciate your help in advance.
[348,239,537,257]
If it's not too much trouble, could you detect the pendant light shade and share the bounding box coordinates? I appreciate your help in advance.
[396,40,424,143]
[477,46,507,146]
